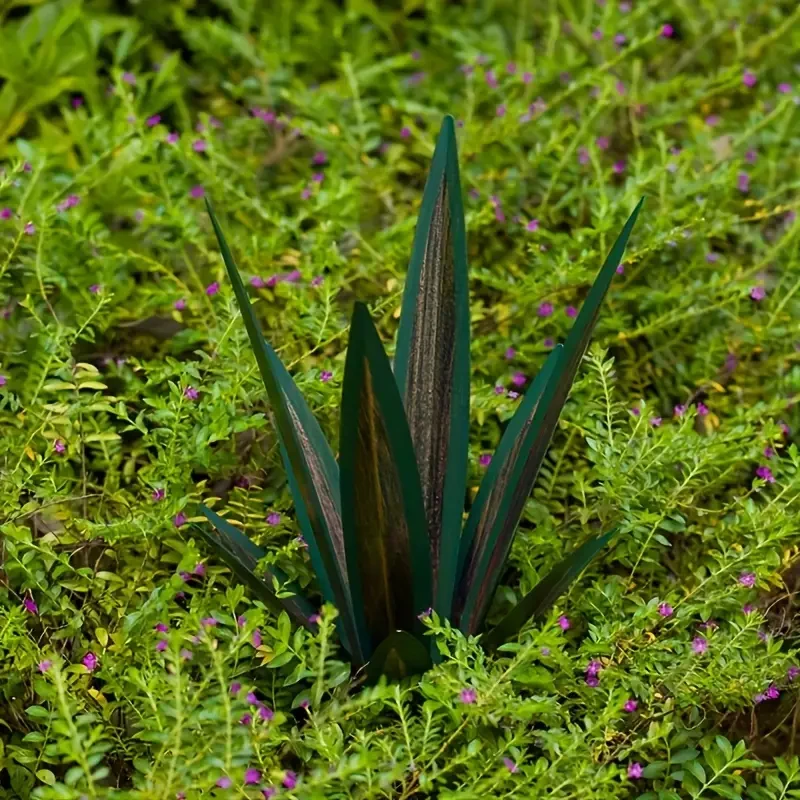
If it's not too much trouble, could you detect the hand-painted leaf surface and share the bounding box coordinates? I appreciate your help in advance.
[195,506,317,628]
[205,199,362,662]
[393,115,470,620]
[340,302,432,655]
[483,529,616,649]
[455,345,563,632]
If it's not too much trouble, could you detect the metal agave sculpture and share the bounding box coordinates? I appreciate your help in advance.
[197,115,643,678]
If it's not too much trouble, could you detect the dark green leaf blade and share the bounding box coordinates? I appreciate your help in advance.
[340,302,432,655]
[483,530,616,650]
[456,199,643,634]
[204,199,363,663]
[455,345,563,632]
[393,115,470,620]
[365,631,433,683]
[195,505,317,629]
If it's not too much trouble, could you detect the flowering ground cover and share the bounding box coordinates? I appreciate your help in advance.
[1,0,800,797]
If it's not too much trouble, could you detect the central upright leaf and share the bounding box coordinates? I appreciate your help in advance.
[340,302,432,656]
[393,114,470,620]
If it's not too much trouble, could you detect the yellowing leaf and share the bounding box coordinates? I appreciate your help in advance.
[87,688,107,706]
[96,627,108,647]
[43,381,76,391]
[79,381,108,391]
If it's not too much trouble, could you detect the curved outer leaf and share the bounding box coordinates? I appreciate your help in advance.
[482,529,616,649]
[456,199,643,634]
[194,507,317,629]
[393,115,470,621]
[205,199,363,663]
[455,345,563,632]
[365,631,433,684]
[340,302,432,656]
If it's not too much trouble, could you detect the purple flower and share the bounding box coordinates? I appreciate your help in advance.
[496,104,506,117]
[507,390,519,400]
[778,83,792,94]
[155,622,169,633]
[262,789,276,799]
[787,666,800,681]
[320,370,333,383]
[511,372,526,387]
[628,762,643,780]
[506,62,517,74]
[538,302,553,317]
[616,264,624,274]
[418,607,432,621]
[146,115,161,127]
[691,636,708,655]
[739,572,756,588]
[494,385,504,395]
[173,512,187,528]
[460,687,477,704]
[743,604,756,614]
[585,675,599,687]
[504,347,516,360]
[252,629,262,648]
[612,160,626,174]
[540,646,550,656]
[596,136,610,151]
[156,639,168,652]
[565,305,578,318]
[742,70,757,88]
[24,222,35,235]
[750,286,766,301]
[201,617,217,628]
[258,705,274,722]
[183,386,198,400]
[650,417,662,427]
[192,140,207,153]
[282,772,297,790]
[82,652,98,671]
[578,147,590,165]
[240,712,252,725]
[485,70,498,89]
[311,275,324,287]
[250,276,265,288]
[22,595,38,615]
[400,126,411,138]
[503,757,518,773]
[631,406,641,417]
[245,769,260,785]
[658,602,673,617]
[745,149,757,164]
[152,488,166,501]
[38,659,52,673]
[737,172,750,192]
[189,185,205,199]
[558,615,570,630]
[696,402,709,416]
[180,648,192,661]
[72,96,84,108]
[479,453,492,467]
[216,776,232,789]
[0,208,12,219]
[661,24,674,38]
[206,281,219,296]
[705,114,721,127]
[308,613,321,624]
[756,465,775,483]
[522,71,533,83]
[53,439,65,453]
[673,404,686,418]
[122,72,136,85]
[166,132,179,144]
[614,33,626,46]
[592,29,603,40]
[586,660,602,676]
[174,298,186,311]
[312,150,327,165]
[764,446,774,459]
[267,512,281,526]
[623,698,638,713]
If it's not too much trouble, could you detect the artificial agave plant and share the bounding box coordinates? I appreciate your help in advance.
[197,115,643,678]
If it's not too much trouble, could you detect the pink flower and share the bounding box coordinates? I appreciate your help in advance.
[650,417,662,427]
[122,72,136,85]
[745,149,757,163]
[585,675,599,687]
[258,705,274,722]
[166,132,179,144]
[72,96,84,108]
[245,768,260,785]
[788,666,800,681]
[156,639,168,652]
[152,488,166,501]
[737,172,750,192]
[511,372,526,387]
[526,219,539,232]
[743,604,756,614]
[23,595,38,614]
[460,687,477,704]
[503,757,518,773]
[479,453,492,467]
[282,772,297,790]
[0,208,12,219]
[201,617,217,628]
[616,264,624,274]
[193,563,205,577]
[742,70,757,88]
[53,439,65,453]
[24,222,35,235]
[756,465,775,483]
[146,115,161,127]
[216,776,232,789]
[612,160,626,174]
[696,402,709,416]
[206,281,219,296]
[496,104,506,117]
[673,404,686,417]
[174,298,186,310]
[189,185,204,199]
[183,386,198,400]
[267,512,281,526]
[628,762,643,780]
[311,275,324,286]
[400,127,411,138]
[586,660,602,676]
[750,286,766,301]
[661,24,674,38]
[505,347,516,360]
[578,147,590,165]
[485,70,498,89]
[623,698,638,712]
[705,114,721,127]
[312,151,327,165]
[558,615,570,630]
[38,659,52,673]
[596,136,610,150]
[173,512,187,528]
[691,636,708,655]
[506,62,517,74]
[592,29,603,40]
[565,305,578,318]
[320,370,332,382]
[507,390,519,400]
[538,301,553,317]
[252,629,262,647]
[778,83,792,94]
[180,648,192,660]
[658,602,673,617]
[764,446,774,459]
[155,622,169,633]
[192,140,207,153]
[494,385,504,395]
[82,652,98,671]
[522,71,533,83]
[614,33,626,46]
[739,572,756,588]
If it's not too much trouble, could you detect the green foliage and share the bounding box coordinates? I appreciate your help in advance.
[1,0,800,797]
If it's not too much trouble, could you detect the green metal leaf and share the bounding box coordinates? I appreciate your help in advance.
[340,302,433,656]
[205,199,363,663]
[194,506,317,629]
[365,631,433,683]
[394,115,470,621]
[455,345,563,632]
[456,199,643,634]
[483,529,616,650]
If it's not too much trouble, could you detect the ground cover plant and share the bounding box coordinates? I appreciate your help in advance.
[1,0,799,797]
